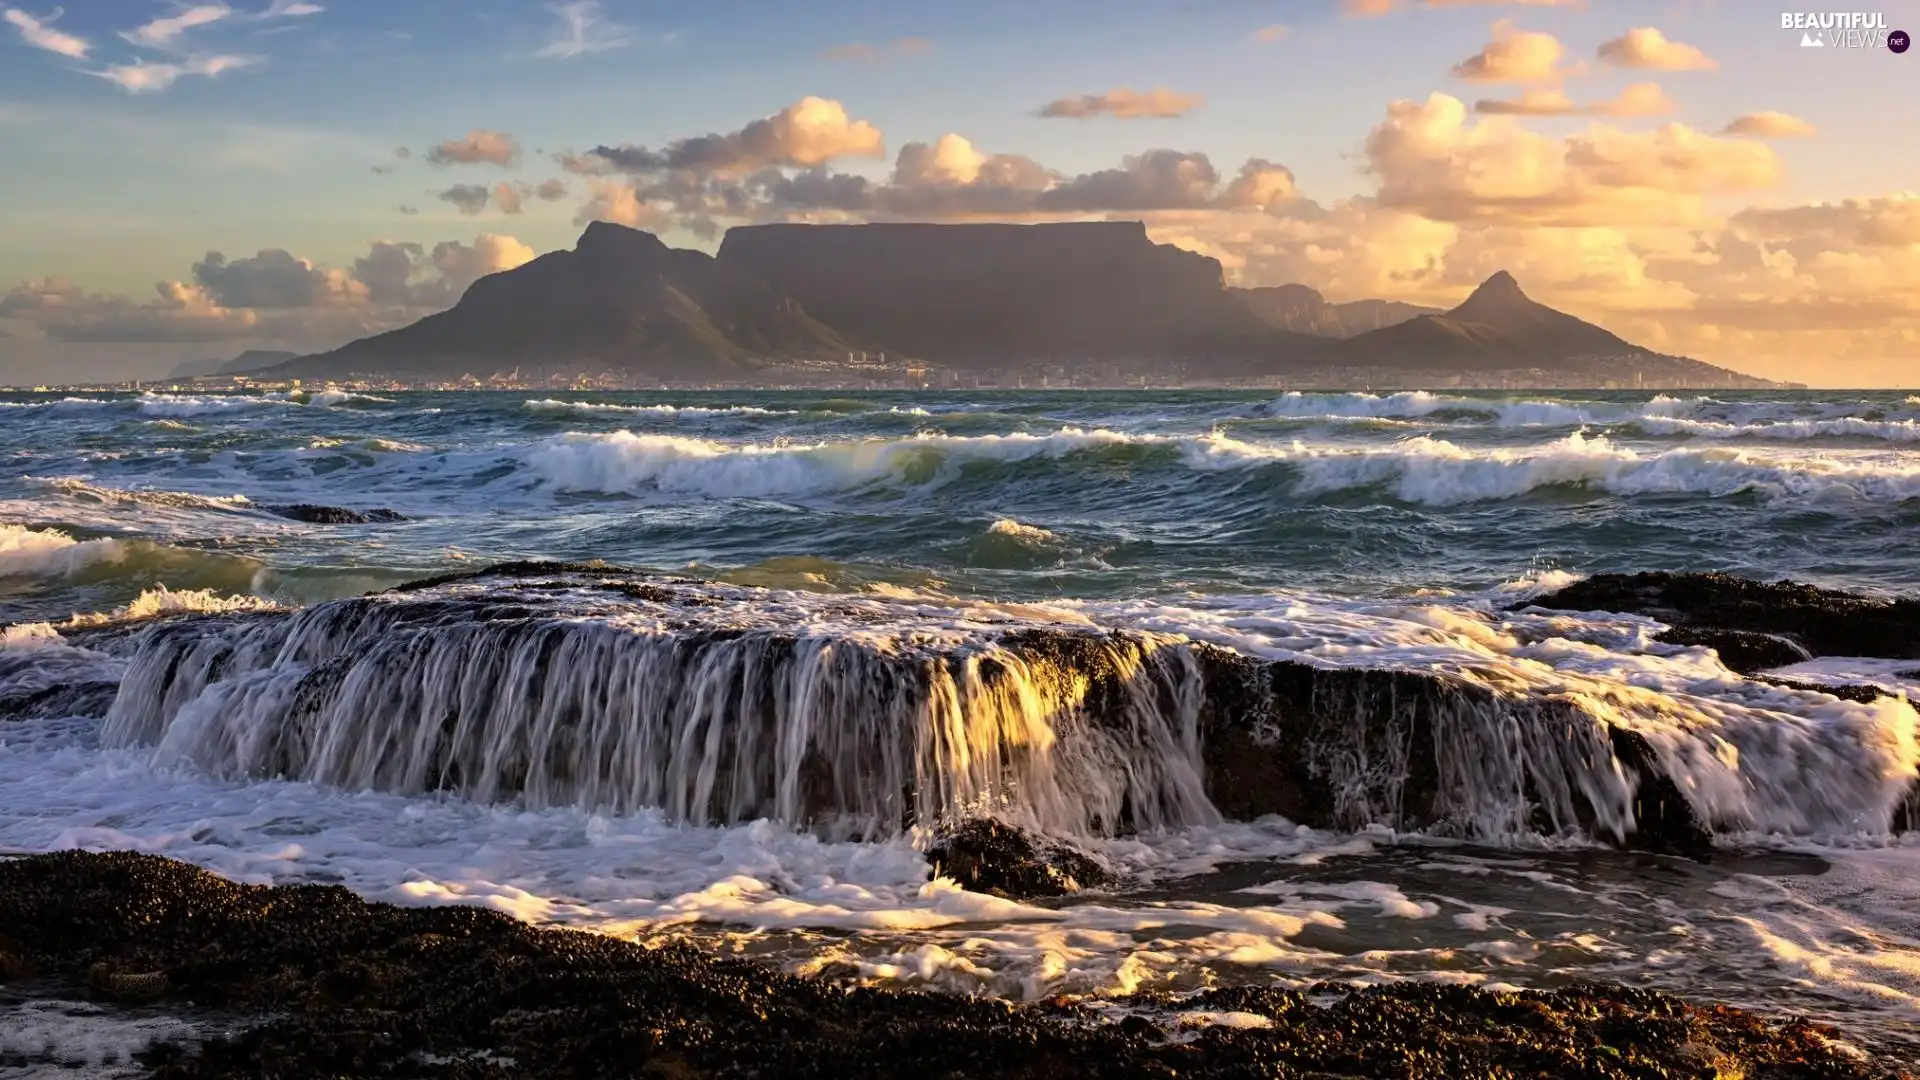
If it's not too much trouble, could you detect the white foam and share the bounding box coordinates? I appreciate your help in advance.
[986,518,1058,544]
[1642,416,1920,444]
[0,523,126,579]
[523,399,791,418]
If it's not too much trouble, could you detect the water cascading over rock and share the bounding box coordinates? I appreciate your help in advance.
[87,564,1916,850]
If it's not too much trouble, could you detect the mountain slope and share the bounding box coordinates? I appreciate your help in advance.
[1233,284,1441,339]
[1313,271,1770,384]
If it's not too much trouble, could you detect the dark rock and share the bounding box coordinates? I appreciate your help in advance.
[1654,627,1811,675]
[0,679,122,721]
[0,851,1905,1079]
[1608,729,1714,860]
[263,504,406,525]
[925,819,1116,899]
[1527,571,1920,665]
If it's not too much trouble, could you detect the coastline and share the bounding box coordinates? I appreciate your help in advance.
[3,849,1911,1078]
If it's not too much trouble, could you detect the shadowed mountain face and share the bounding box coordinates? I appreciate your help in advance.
[1233,284,1442,339]
[716,221,1316,367]
[286,223,852,379]
[270,223,1769,386]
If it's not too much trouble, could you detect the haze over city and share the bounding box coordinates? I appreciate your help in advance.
[1,0,1915,386]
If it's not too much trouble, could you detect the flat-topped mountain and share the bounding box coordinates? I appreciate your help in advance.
[718,221,1313,366]
[1311,272,1770,385]
[270,223,1775,387]
[1233,284,1441,339]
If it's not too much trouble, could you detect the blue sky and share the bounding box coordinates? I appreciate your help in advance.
[2,0,1916,383]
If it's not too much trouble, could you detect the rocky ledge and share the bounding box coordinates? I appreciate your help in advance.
[0,851,1908,1080]
[1526,571,1920,675]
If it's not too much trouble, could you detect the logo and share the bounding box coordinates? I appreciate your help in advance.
[1781,11,1901,48]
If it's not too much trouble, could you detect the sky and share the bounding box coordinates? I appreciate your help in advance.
[0,0,1916,386]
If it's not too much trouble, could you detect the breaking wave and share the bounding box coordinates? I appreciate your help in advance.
[510,428,1920,507]
[0,523,129,579]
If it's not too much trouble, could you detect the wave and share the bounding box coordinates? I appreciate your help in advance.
[511,427,1920,507]
[1638,416,1920,444]
[0,523,129,579]
[32,478,256,515]
[521,427,1156,499]
[64,584,282,628]
[1272,432,1920,506]
[524,399,793,418]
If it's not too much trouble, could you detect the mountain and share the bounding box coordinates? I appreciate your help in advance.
[1233,284,1442,339]
[281,223,852,380]
[716,221,1315,367]
[1310,272,1774,386]
[272,224,1772,387]
[167,349,298,380]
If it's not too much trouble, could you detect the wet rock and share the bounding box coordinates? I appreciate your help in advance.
[263,504,406,525]
[0,680,121,721]
[1654,627,1811,675]
[1609,728,1714,860]
[925,819,1116,899]
[1527,571,1920,667]
[0,852,1906,1079]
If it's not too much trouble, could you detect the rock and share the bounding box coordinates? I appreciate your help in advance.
[1654,627,1810,675]
[0,851,1904,1079]
[1527,571,1920,665]
[263,504,406,525]
[925,819,1116,899]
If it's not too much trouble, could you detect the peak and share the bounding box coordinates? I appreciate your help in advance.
[1471,271,1525,300]
[576,220,669,255]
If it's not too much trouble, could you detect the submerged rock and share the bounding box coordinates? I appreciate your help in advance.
[926,819,1116,899]
[1528,571,1920,669]
[262,504,406,525]
[0,852,1907,1079]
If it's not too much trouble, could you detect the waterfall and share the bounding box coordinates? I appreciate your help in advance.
[91,568,1918,845]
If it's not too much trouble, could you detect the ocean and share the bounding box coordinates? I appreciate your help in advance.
[2,387,1918,1063]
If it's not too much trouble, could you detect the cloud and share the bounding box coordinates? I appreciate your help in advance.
[1251,24,1289,43]
[89,54,259,93]
[1729,195,1920,248]
[1345,0,1584,15]
[3,7,90,58]
[254,0,323,16]
[121,4,232,50]
[576,180,655,227]
[425,129,521,167]
[1037,87,1206,120]
[191,248,365,308]
[536,0,627,59]
[437,184,493,215]
[1722,111,1817,139]
[820,37,933,62]
[1364,92,1779,227]
[570,96,885,177]
[3,234,537,346]
[1597,28,1715,71]
[393,145,411,159]
[399,204,418,215]
[1450,25,1565,84]
[1474,82,1672,117]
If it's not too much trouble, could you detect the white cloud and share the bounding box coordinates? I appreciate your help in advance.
[536,0,628,59]
[1038,87,1207,120]
[425,129,521,167]
[1722,111,1818,139]
[1597,28,1716,72]
[3,7,89,59]
[121,4,232,51]
[1450,25,1566,84]
[90,54,260,93]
